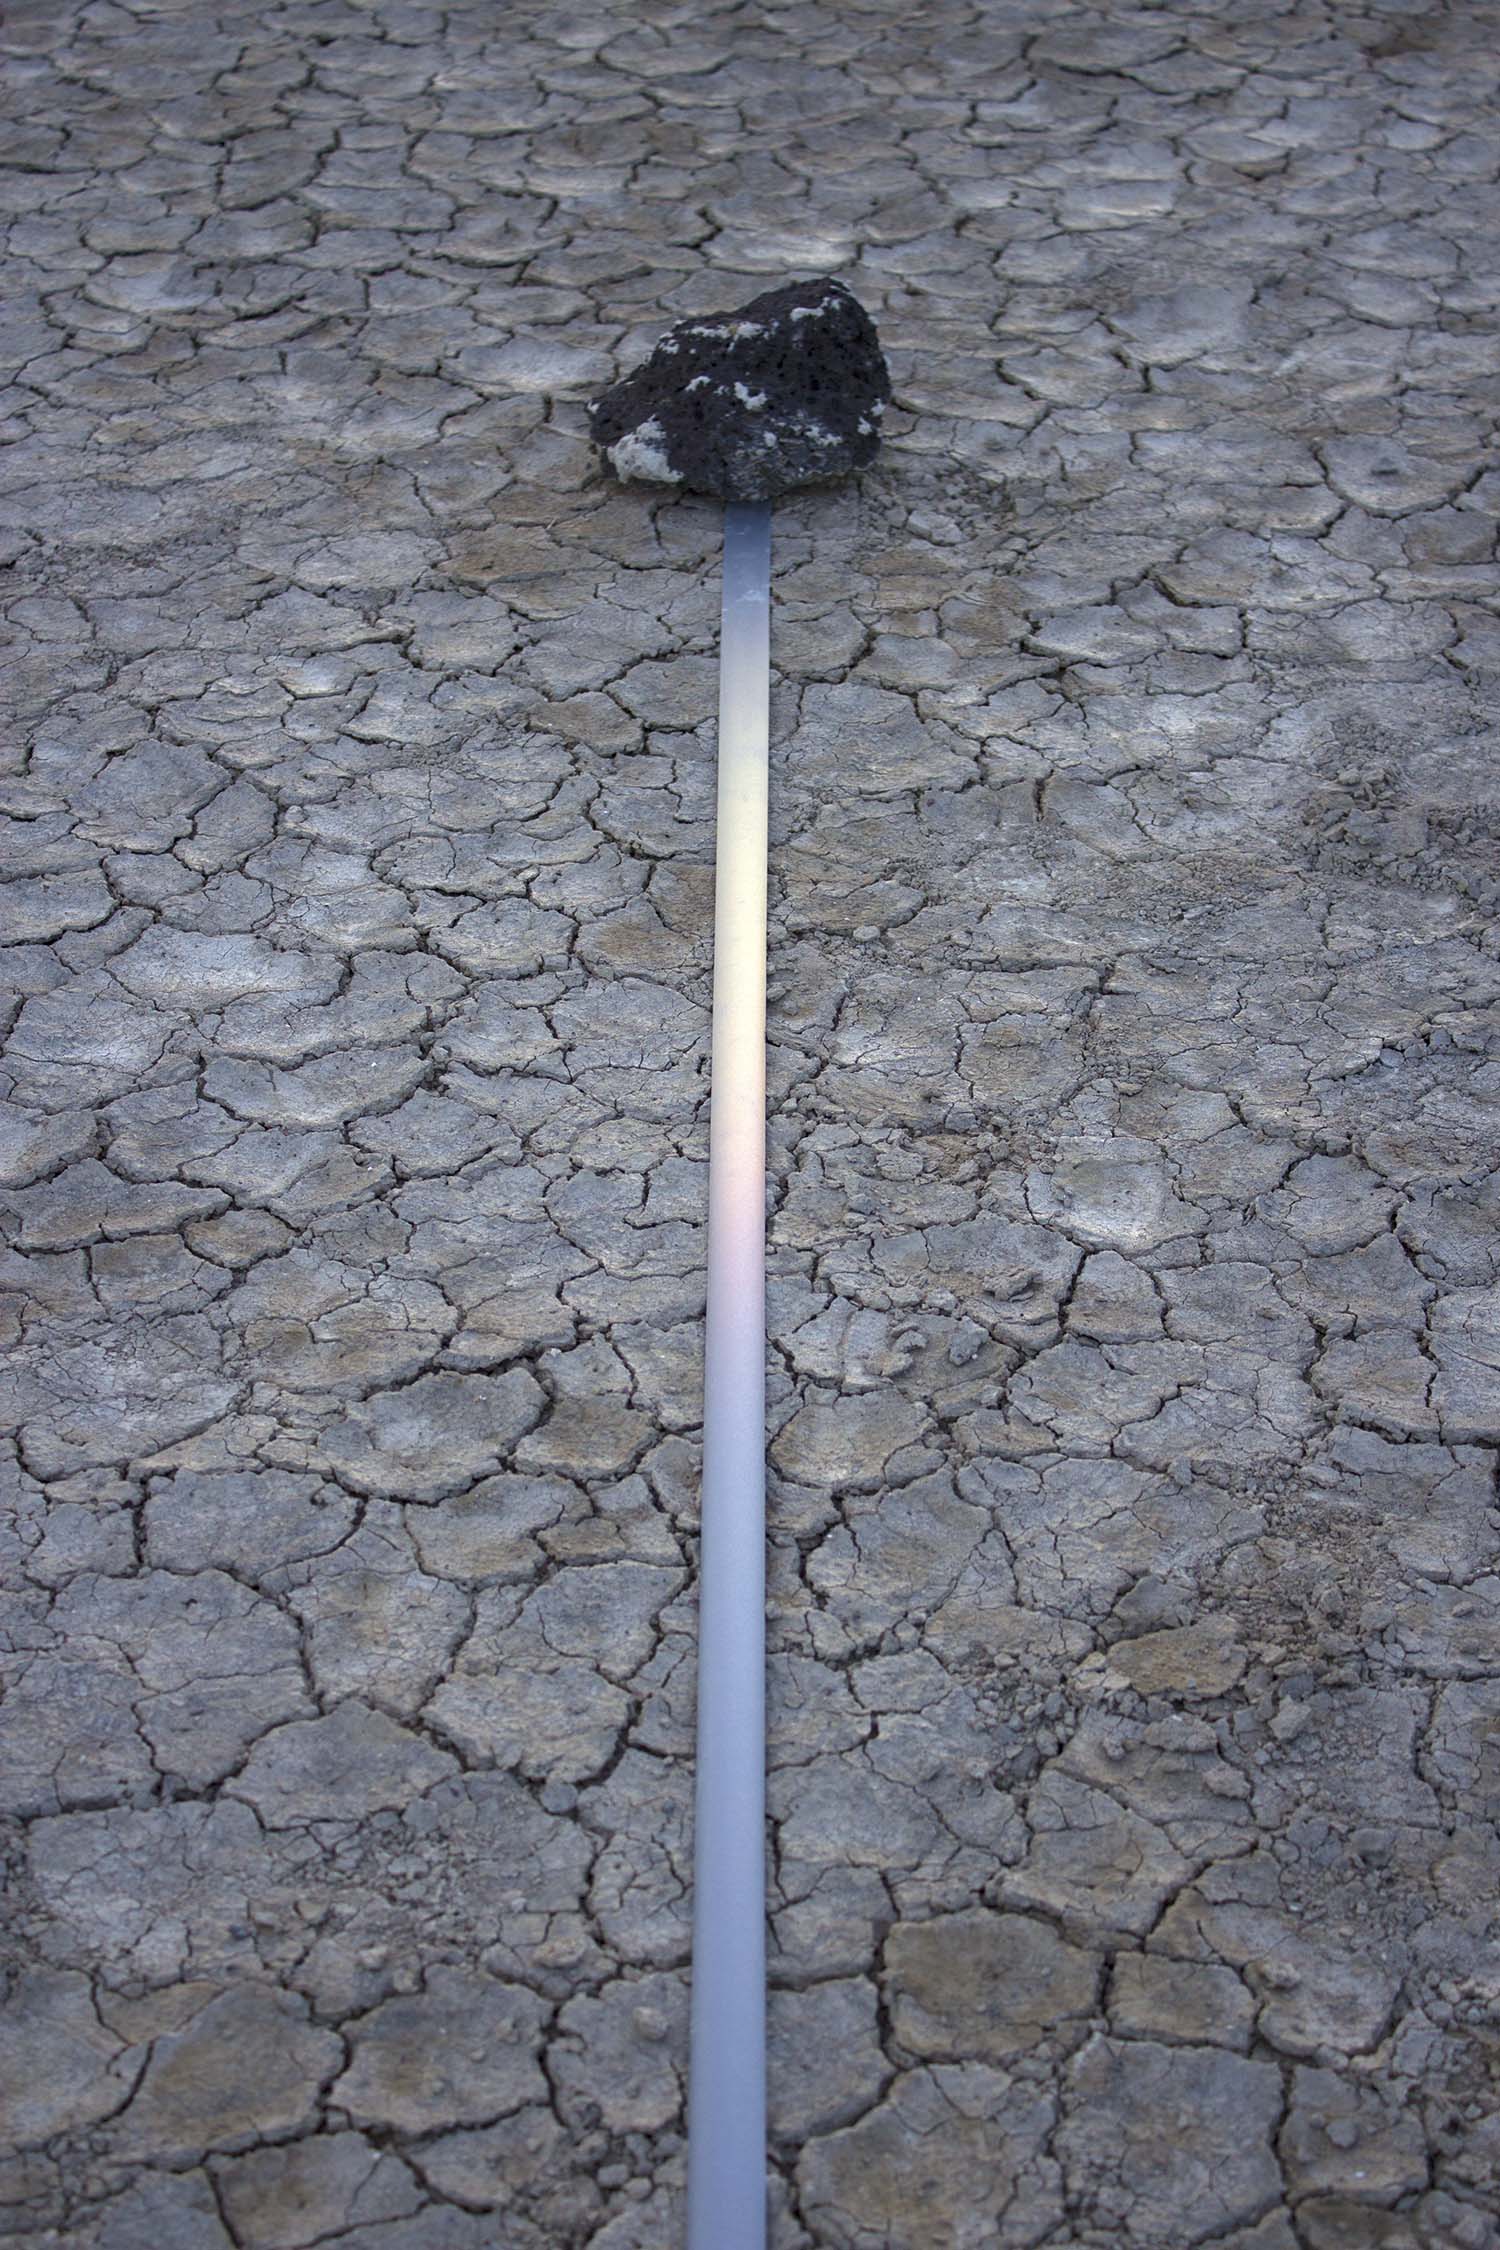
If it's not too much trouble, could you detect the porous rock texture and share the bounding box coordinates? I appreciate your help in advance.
[587,276,892,502]
[1,2,1499,2248]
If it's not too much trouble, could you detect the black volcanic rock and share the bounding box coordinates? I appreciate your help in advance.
[587,276,891,504]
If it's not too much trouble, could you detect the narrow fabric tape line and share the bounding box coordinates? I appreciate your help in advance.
[685,499,772,2250]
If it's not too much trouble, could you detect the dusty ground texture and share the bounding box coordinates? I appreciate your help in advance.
[2,0,1499,2243]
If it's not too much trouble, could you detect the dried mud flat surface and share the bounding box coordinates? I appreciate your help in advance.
[2,1,1499,2245]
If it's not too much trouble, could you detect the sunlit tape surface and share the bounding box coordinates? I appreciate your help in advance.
[686,501,772,2250]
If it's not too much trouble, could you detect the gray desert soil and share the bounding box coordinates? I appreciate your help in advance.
[1,2,1498,2245]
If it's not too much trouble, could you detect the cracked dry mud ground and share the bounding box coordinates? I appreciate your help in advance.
[1,0,1499,2243]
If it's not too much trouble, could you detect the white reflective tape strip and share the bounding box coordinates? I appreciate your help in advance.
[686,499,772,2250]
